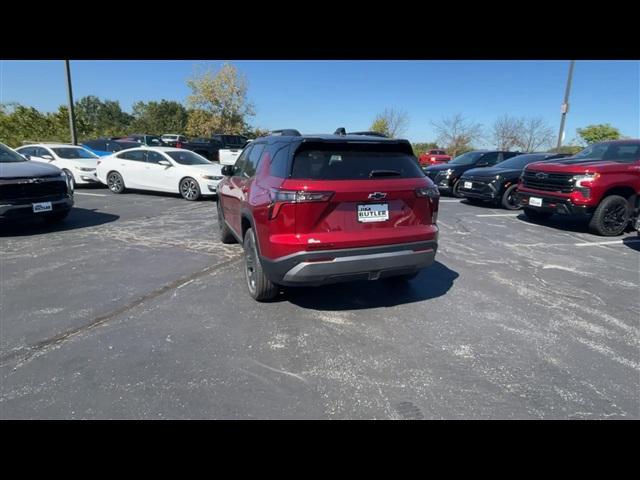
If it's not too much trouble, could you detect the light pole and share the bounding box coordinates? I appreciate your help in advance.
[64,60,78,145]
[556,60,575,149]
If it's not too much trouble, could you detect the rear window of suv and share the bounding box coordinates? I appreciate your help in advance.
[291,143,423,180]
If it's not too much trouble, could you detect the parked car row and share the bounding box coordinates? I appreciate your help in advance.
[423,140,640,237]
[3,133,638,303]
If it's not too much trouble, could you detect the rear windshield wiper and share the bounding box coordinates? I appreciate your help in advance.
[369,169,401,178]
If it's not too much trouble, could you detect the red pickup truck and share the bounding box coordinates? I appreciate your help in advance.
[516,139,640,236]
[418,149,452,166]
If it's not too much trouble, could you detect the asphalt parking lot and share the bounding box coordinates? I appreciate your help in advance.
[1,187,638,419]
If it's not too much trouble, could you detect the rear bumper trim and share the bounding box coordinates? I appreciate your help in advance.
[260,240,438,286]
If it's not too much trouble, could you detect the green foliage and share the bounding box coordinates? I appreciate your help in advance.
[186,63,255,136]
[548,145,583,155]
[74,95,133,139]
[131,100,188,135]
[576,124,621,144]
[369,108,409,138]
[412,142,439,156]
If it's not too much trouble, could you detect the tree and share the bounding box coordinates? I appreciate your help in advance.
[243,126,271,139]
[74,95,132,138]
[431,114,483,158]
[186,63,255,137]
[491,115,523,151]
[369,108,409,138]
[576,124,621,145]
[0,104,58,147]
[514,117,555,152]
[131,100,188,134]
[548,145,583,155]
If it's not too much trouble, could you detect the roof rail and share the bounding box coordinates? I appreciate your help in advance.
[348,131,388,138]
[270,129,301,136]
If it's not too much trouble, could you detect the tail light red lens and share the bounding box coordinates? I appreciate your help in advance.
[268,188,334,219]
[176,142,182,148]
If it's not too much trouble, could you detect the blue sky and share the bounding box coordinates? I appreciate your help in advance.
[1,60,638,145]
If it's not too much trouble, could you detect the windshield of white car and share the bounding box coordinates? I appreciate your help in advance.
[52,148,98,160]
[166,151,211,165]
[0,144,27,163]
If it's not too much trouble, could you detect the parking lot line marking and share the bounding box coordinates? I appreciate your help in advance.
[440,199,462,203]
[574,239,640,247]
[75,192,107,197]
[475,213,520,217]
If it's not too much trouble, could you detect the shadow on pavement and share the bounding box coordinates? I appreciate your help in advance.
[623,234,640,252]
[283,261,459,311]
[0,208,119,237]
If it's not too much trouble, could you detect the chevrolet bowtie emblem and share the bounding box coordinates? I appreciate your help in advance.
[368,192,387,200]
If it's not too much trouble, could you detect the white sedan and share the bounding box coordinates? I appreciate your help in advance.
[15,143,99,188]
[96,147,223,200]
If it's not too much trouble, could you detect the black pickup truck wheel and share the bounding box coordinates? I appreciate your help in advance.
[588,195,630,236]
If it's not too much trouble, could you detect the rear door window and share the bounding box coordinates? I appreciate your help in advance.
[117,150,146,161]
[242,143,265,178]
[291,144,424,180]
[267,143,291,178]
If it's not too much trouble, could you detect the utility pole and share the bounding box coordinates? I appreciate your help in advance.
[64,60,78,145]
[556,60,575,149]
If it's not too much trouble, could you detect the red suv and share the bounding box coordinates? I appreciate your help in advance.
[517,139,640,236]
[216,130,440,301]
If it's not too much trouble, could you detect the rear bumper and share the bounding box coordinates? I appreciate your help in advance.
[516,190,593,215]
[0,195,74,219]
[260,240,438,287]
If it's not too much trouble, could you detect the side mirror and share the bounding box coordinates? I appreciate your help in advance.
[158,160,172,167]
[22,154,31,160]
[221,165,234,176]
[42,155,54,161]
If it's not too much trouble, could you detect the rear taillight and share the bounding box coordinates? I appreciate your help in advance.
[415,186,440,199]
[268,188,334,219]
[416,186,439,224]
[176,142,182,148]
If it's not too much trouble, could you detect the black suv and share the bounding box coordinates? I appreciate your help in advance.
[0,143,73,223]
[423,150,521,197]
[458,152,572,209]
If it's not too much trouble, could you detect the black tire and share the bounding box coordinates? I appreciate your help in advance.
[217,199,236,244]
[44,210,70,223]
[180,177,201,201]
[452,179,464,198]
[523,208,553,222]
[501,184,521,210]
[243,228,279,301]
[62,169,75,191]
[107,171,125,194]
[588,195,630,237]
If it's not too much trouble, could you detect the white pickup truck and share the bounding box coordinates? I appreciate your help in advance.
[219,145,246,165]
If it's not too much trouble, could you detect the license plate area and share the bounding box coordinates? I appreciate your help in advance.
[529,197,543,207]
[32,202,52,213]
[463,181,473,189]
[357,203,389,223]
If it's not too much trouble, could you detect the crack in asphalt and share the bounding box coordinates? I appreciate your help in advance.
[0,255,242,370]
